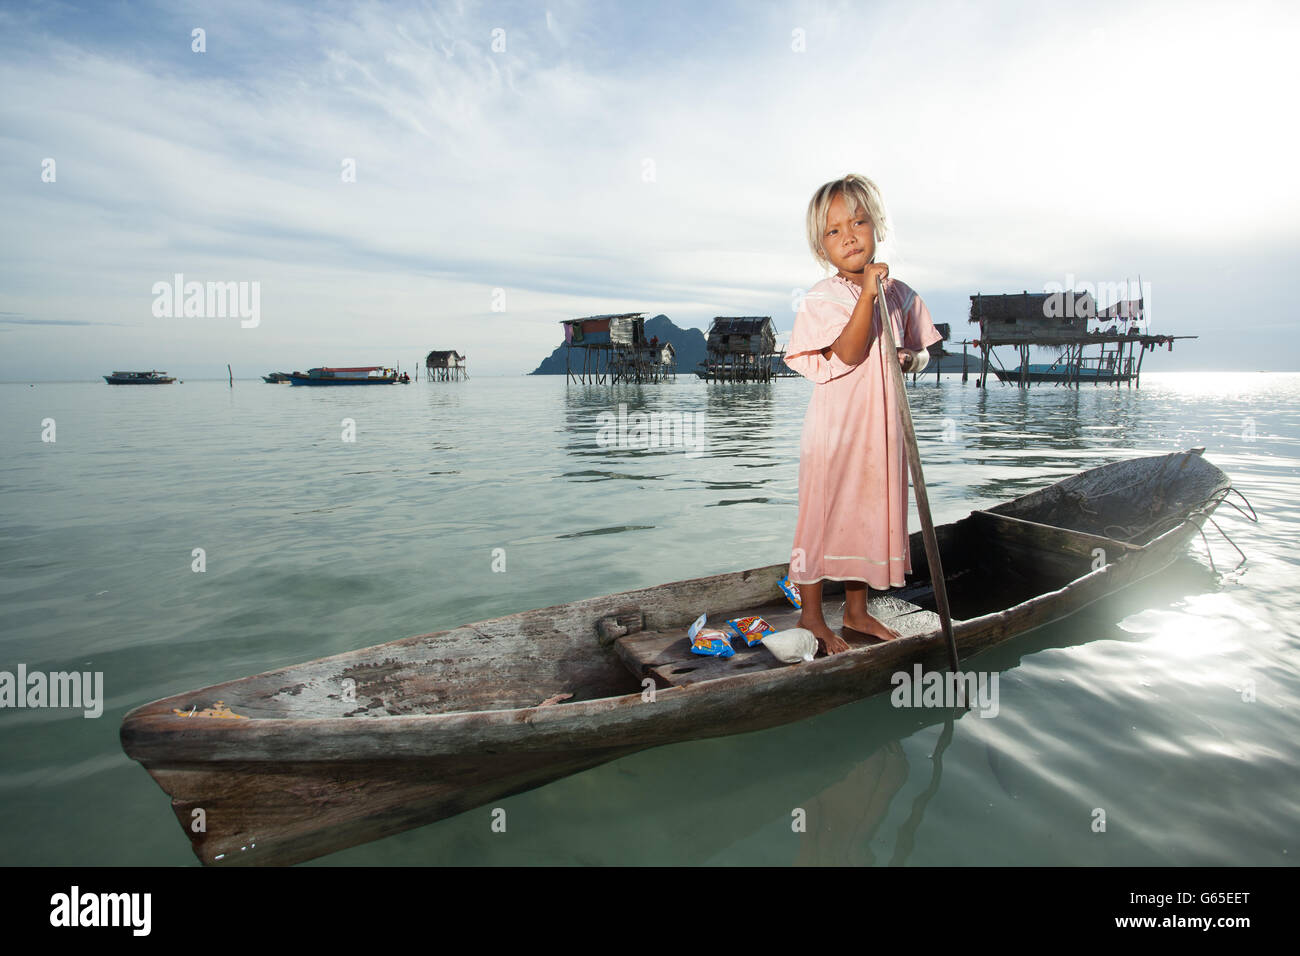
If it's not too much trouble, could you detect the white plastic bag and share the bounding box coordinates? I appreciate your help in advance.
[761,627,817,664]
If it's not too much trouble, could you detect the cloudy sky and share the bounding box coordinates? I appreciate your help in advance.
[2,0,1297,379]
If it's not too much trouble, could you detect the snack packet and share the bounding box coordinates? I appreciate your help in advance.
[687,612,734,659]
[777,575,802,609]
[727,615,776,647]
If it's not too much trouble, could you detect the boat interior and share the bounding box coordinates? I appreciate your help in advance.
[612,506,1134,692]
[611,451,1227,696]
[142,451,1226,721]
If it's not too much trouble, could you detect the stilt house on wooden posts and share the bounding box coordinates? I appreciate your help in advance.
[909,321,951,382]
[968,290,1193,389]
[426,349,468,381]
[698,316,780,382]
[560,313,674,383]
[654,341,677,381]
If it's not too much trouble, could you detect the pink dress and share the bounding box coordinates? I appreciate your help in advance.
[784,275,943,589]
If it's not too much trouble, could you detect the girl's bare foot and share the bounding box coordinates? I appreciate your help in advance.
[842,609,902,642]
[798,615,850,655]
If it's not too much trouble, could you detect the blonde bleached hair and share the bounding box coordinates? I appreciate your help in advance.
[806,174,890,269]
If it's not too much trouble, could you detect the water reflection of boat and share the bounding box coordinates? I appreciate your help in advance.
[287,366,398,386]
[103,370,176,385]
[120,449,1241,866]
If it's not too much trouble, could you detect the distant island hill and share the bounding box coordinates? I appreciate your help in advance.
[528,313,976,376]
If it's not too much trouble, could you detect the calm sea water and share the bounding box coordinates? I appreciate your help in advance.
[1,372,1296,866]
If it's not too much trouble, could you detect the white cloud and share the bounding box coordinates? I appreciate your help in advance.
[1,0,1297,379]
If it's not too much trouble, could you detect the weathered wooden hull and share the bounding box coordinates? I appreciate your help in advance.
[120,449,1232,865]
[145,748,646,866]
[287,377,397,386]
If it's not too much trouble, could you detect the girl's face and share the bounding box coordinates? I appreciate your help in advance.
[822,192,875,276]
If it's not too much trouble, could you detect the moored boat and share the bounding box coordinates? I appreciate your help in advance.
[993,364,1129,384]
[104,370,176,385]
[262,372,292,384]
[120,448,1238,866]
[288,366,398,386]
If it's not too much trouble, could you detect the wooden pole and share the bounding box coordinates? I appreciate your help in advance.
[875,277,959,673]
[227,364,233,388]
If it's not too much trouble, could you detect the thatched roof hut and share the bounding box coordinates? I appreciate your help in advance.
[706,316,776,355]
[426,350,466,368]
[969,292,1093,344]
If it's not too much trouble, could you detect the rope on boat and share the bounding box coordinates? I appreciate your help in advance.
[1070,466,1259,551]
[1105,515,1170,543]
[1184,485,1257,573]
[1195,514,1247,572]
[1218,485,1259,523]
[1071,451,1206,538]
[1097,486,1258,567]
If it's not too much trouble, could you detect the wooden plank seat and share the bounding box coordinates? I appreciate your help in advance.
[970,508,1142,555]
[615,594,940,688]
[968,509,1141,581]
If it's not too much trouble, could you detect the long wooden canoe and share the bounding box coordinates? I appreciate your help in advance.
[120,448,1233,865]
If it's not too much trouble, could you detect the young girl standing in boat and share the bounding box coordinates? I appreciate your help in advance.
[784,174,942,655]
